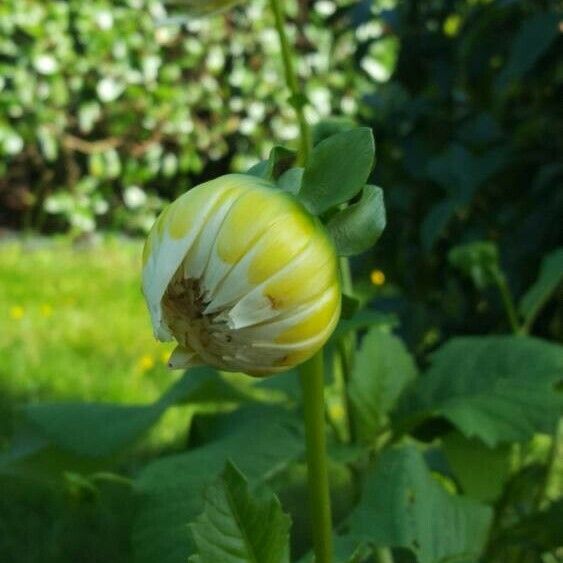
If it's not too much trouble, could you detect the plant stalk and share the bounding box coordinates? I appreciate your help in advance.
[268,0,311,165]
[268,3,331,559]
[492,270,521,334]
[299,353,333,563]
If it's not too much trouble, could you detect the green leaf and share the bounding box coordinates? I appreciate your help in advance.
[395,336,563,446]
[340,293,361,319]
[442,431,511,502]
[132,411,302,563]
[298,128,375,214]
[312,117,356,146]
[247,146,296,181]
[448,241,500,290]
[519,247,563,329]
[277,167,303,195]
[22,367,251,458]
[349,329,417,442]
[326,185,386,256]
[345,445,493,563]
[190,462,290,563]
[496,12,559,90]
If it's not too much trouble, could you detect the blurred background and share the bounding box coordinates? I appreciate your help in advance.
[0,0,561,561]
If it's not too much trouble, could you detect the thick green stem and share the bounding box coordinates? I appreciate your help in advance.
[299,353,333,563]
[268,0,311,165]
[268,3,331,558]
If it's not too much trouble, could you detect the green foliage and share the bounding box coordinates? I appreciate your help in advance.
[133,408,302,563]
[298,128,375,214]
[0,0,366,234]
[190,462,291,563]
[519,247,563,330]
[348,329,417,443]
[326,185,386,257]
[442,432,511,503]
[343,446,493,563]
[396,336,563,446]
[19,367,252,458]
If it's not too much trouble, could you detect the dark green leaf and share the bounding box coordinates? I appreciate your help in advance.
[349,329,417,442]
[341,293,361,319]
[448,241,500,290]
[299,128,375,214]
[132,413,302,563]
[22,367,249,458]
[496,12,559,90]
[247,146,296,181]
[312,117,356,146]
[442,431,511,502]
[345,446,493,563]
[190,462,290,563]
[519,247,563,329]
[395,336,563,446]
[326,185,386,256]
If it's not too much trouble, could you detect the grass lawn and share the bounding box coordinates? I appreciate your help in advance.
[0,236,178,440]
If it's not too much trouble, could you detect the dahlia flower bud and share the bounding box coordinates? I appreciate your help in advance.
[142,174,341,376]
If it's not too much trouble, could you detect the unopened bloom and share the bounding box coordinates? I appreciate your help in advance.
[142,174,340,376]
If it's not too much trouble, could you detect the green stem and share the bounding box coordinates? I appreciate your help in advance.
[299,353,333,563]
[268,0,311,165]
[338,256,357,443]
[375,547,394,563]
[492,270,521,334]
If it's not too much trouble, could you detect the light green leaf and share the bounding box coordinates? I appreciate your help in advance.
[190,462,290,563]
[277,167,303,195]
[443,431,511,502]
[133,412,302,563]
[345,445,493,563]
[349,329,417,442]
[395,336,563,446]
[326,185,386,256]
[519,247,563,329]
[299,128,375,214]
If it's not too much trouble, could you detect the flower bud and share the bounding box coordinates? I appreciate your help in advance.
[142,174,341,376]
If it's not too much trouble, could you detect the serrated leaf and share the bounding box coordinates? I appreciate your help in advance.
[442,431,511,502]
[395,336,563,446]
[519,247,563,329]
[326,185,386,256]
[298,128,375,214]
[133,411,302,563]
[21,367,251,458]
[349,329,417,442]
[345,446,493,563]
[190,462,290,563]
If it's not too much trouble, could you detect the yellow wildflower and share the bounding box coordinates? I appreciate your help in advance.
[9,305,25,320]
[370,269,385,286]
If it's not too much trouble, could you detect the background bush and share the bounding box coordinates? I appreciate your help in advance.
[0,0,378,233]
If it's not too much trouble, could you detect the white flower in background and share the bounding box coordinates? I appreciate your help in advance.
[124,185,148,209]
[142,174,341,376]
[34,54,58,75]
[97,77,125,102]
